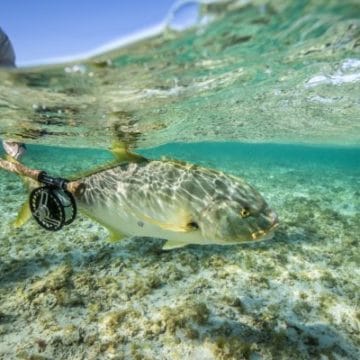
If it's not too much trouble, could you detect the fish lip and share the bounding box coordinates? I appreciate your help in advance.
[251,229,274,241]
[269,210,279,226]
[251,217,279,241]
[269,220,279,231]
[251,230,267,240]
[267,210,279,232]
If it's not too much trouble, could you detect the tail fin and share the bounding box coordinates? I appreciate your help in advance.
[14,171,41,228]
[1,155,38,228]
[13,201,32,228]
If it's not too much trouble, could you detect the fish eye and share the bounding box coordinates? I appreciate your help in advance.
[240,207,250,218]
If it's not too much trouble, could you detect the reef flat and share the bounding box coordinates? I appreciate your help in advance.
[0,143,358,360]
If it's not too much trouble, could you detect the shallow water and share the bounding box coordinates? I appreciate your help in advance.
[0,1,360,359]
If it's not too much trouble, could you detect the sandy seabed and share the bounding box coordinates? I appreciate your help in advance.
[0,153,359,360]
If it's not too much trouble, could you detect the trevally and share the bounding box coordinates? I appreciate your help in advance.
[12,144,279,250]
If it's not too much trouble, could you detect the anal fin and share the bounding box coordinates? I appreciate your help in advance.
[80,208,127,242]
[162,239,188,250]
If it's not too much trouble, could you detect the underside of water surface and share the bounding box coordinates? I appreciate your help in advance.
[0,1,359,360]
[0,0,359,148]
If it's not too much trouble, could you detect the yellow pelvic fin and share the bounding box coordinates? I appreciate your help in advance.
[3,155,38,228]
[110,141,147,163]
[12,200,32,228]
[108,229,126,242]
[162,239,188,250]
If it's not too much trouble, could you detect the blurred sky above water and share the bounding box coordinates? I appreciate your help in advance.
[1,0,176,66]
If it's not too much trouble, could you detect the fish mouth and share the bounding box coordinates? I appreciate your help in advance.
[251,211,279,241]
[251,229,272,241]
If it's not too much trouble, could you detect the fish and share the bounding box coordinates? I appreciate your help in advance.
[13,144,279,250]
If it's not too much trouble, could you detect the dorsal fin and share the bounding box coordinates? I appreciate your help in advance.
[110,141,147,163]
[69,141,147,181]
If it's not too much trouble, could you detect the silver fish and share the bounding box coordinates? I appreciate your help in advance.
[73,153,278,250]
[13,146,278,250]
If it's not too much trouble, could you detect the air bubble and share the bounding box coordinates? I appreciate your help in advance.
[167,1,201,31]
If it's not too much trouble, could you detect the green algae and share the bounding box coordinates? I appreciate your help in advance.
[27,265,73,300]
[160,302,210,335]
[210,336,253,360]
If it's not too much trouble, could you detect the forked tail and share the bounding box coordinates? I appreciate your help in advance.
[0,157,83,231]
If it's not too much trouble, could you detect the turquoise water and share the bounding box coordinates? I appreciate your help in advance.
[9,141,360,175]
[1,0,360,359]
[1,142,359,359]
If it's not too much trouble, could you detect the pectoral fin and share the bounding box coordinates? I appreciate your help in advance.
[156,222,192,232]
[134,207,197,233]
